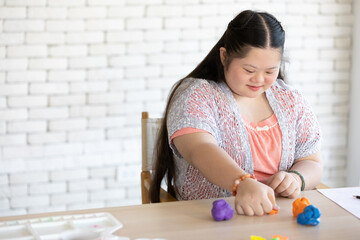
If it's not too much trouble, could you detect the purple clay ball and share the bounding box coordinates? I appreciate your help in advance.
[211,199,234,221]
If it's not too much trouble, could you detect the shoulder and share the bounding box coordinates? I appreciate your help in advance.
[271,79,298,93]
[270,79,304,103]
[181,77,219,90]
[174,78,222,99]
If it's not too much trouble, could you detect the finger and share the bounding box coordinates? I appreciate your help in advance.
[268,173,285,190]
[279,181,297,197]
[267,190,278,211]
[275,178,292,194]
[235,203,245,215]
[288,172,302,189]
[286,182,301,198]
[261,198,273,213]
[279,188,293,198]
[242,205,255,216]
[268,188,276,204]
[289,187,301,199]
[281,190,296,198]
[253,203,265,216]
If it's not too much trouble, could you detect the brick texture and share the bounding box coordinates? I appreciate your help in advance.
[0,0,354,215]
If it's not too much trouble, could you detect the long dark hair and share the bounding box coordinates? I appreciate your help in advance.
[149,10,285,202]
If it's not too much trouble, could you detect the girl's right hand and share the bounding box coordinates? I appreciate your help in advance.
[234,178,277,216]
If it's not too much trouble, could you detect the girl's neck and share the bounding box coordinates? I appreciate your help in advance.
[233,93,274,123]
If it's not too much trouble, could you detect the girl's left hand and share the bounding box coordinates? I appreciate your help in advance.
[266,171,301,198]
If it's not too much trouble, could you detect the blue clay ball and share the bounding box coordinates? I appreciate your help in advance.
[297,205,321,226]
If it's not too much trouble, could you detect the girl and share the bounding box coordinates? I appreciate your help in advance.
[150,10,322,216]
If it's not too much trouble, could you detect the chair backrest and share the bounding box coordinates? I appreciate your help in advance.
[141,112,177,204]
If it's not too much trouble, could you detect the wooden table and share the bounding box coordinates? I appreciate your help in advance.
[0,190,359,239]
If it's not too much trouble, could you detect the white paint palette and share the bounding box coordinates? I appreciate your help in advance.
[0,212,123,240]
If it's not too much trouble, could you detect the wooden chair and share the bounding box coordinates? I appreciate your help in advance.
[141,112,177,204]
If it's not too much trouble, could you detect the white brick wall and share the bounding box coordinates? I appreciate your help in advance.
[0,0,354,216]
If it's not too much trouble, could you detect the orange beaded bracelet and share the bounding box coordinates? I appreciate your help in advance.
[232,173,257,196]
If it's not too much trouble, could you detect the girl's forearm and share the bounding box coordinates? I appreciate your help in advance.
[182,142,247,192]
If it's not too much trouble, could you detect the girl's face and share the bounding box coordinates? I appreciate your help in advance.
[220,47,281,100]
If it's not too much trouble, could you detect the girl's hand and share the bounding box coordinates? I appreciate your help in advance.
[234,179,276,216]
[266,171,301,198]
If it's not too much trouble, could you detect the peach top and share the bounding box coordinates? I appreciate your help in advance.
[242,114,282,183]
[170,114,282,183]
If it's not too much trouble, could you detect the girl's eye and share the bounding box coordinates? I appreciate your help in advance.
[245,69,254,73]
[266,72,274,75]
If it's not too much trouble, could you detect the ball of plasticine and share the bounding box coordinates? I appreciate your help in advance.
[297,205,321,226]
[292,197,310,217]
[211,199,234,221]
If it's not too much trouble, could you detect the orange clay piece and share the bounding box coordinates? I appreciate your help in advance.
[272,235,289,240]
[268,209,278,215]
[292,197,310,217]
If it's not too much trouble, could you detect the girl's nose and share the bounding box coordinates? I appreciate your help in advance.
[252,72,264,83]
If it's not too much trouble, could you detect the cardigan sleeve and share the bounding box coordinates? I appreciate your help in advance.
[167,79,218,156]
[294,91,322,160]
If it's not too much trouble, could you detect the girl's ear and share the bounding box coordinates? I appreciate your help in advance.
[219,47,227,67]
